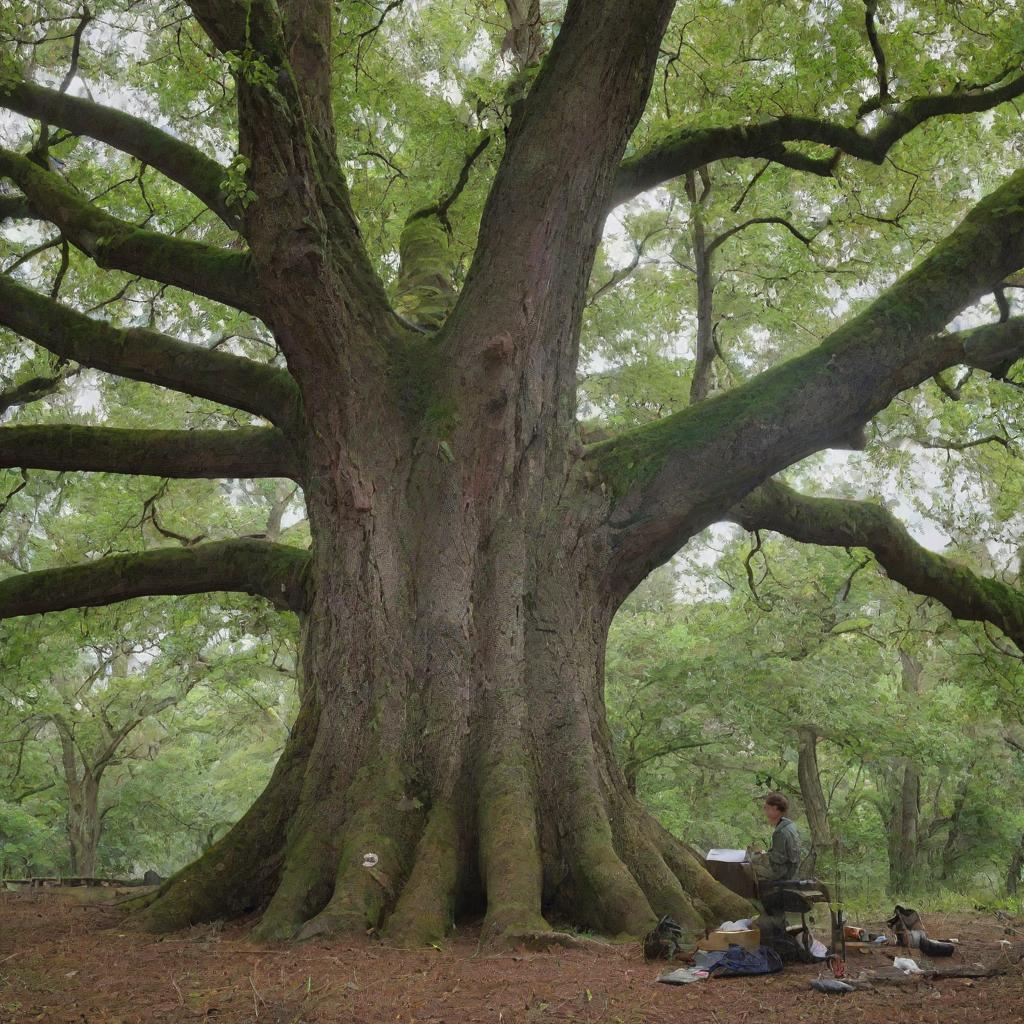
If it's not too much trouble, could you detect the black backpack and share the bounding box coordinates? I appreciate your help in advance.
[756,916,815,963]
[643,915,687,961]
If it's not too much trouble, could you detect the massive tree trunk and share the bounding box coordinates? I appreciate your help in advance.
[150,531,737,947]
[123,0,756,945]
[137,398,750,942]
[4,0,1024,945]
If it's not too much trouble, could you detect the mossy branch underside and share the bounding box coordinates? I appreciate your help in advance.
[0,539,309,617]
[0,80,239,229]
[593,169,1024,596]
[0,274,300,434]
[732,480,1024,653]
[0,148,260,315]
[0,424,301,480]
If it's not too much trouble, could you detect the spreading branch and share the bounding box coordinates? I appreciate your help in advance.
[0,80,239,228]
[704,216,815,258]
[0,275,299,432]
[591,167,1024,596]
[612,70,1024,207]
[186,0,400,384]
[731,480,1024,653]
[0,539,310,618]
[0,425,301,480]
[0,148,260,315]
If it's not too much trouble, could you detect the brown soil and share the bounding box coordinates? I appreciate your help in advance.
[1,890,1022,1023]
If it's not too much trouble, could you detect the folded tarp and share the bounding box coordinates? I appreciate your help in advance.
[703,943,784,977]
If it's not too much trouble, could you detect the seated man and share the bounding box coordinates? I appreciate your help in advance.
[751,791,801,883]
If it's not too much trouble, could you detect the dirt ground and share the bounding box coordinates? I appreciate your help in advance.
[1,890,1022,1024]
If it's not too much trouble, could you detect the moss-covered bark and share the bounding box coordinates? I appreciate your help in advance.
[733,480,1024,652]
[595,169,1024,599]
[0,424,300,480]
[136,694,320,931]
[130,479,749,946]
[0,79,239,228]
[0,540,310,617]
[0,148,259,314]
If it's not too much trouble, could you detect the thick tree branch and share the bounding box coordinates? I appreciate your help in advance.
[592,167,1024,597]
[0,371,69,415]
[186,0,400,387]
[11,781,55,804]
[0,274,300,432]
[443,0,675,411]
[503,0,544,69]
[0,539,310,617]
[394,134,492,330]
[0,192,31,221]
[0,425,301,480]
[730,480,1024,653]
[0,148,261,315]
[612,71,1024,207]
[0,80,239,229]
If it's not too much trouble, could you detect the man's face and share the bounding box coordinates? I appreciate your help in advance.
[763,801,782,825]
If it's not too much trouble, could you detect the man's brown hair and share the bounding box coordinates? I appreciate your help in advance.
[764,792,789,814]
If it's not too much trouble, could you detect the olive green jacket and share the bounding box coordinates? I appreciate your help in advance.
[767,816,801,880]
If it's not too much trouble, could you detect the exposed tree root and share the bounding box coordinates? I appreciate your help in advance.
[478,754,550,940]
[385,803,461,946]
[652,821,753,923]
[503,930,614,952]
[623,824,704,931]
[250,816,339,941]
[294,767,420,941]
[114,888,159,912]
[550,742,659,936]
[134,682,750,946]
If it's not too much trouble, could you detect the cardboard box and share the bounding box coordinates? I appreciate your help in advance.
[696,927,760,952]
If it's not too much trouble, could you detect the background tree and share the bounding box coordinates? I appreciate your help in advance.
[1,0,1023,944]
[606,530,1024,900]
[0,598,298,878]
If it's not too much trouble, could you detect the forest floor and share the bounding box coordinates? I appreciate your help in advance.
[1,889,1022,1023]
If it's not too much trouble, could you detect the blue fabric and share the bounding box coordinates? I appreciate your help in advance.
[709,943,784,977]
[694,949,727,970]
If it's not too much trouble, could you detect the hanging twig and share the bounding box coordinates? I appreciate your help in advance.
[744,530,773,611]
[857,0,890,118]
